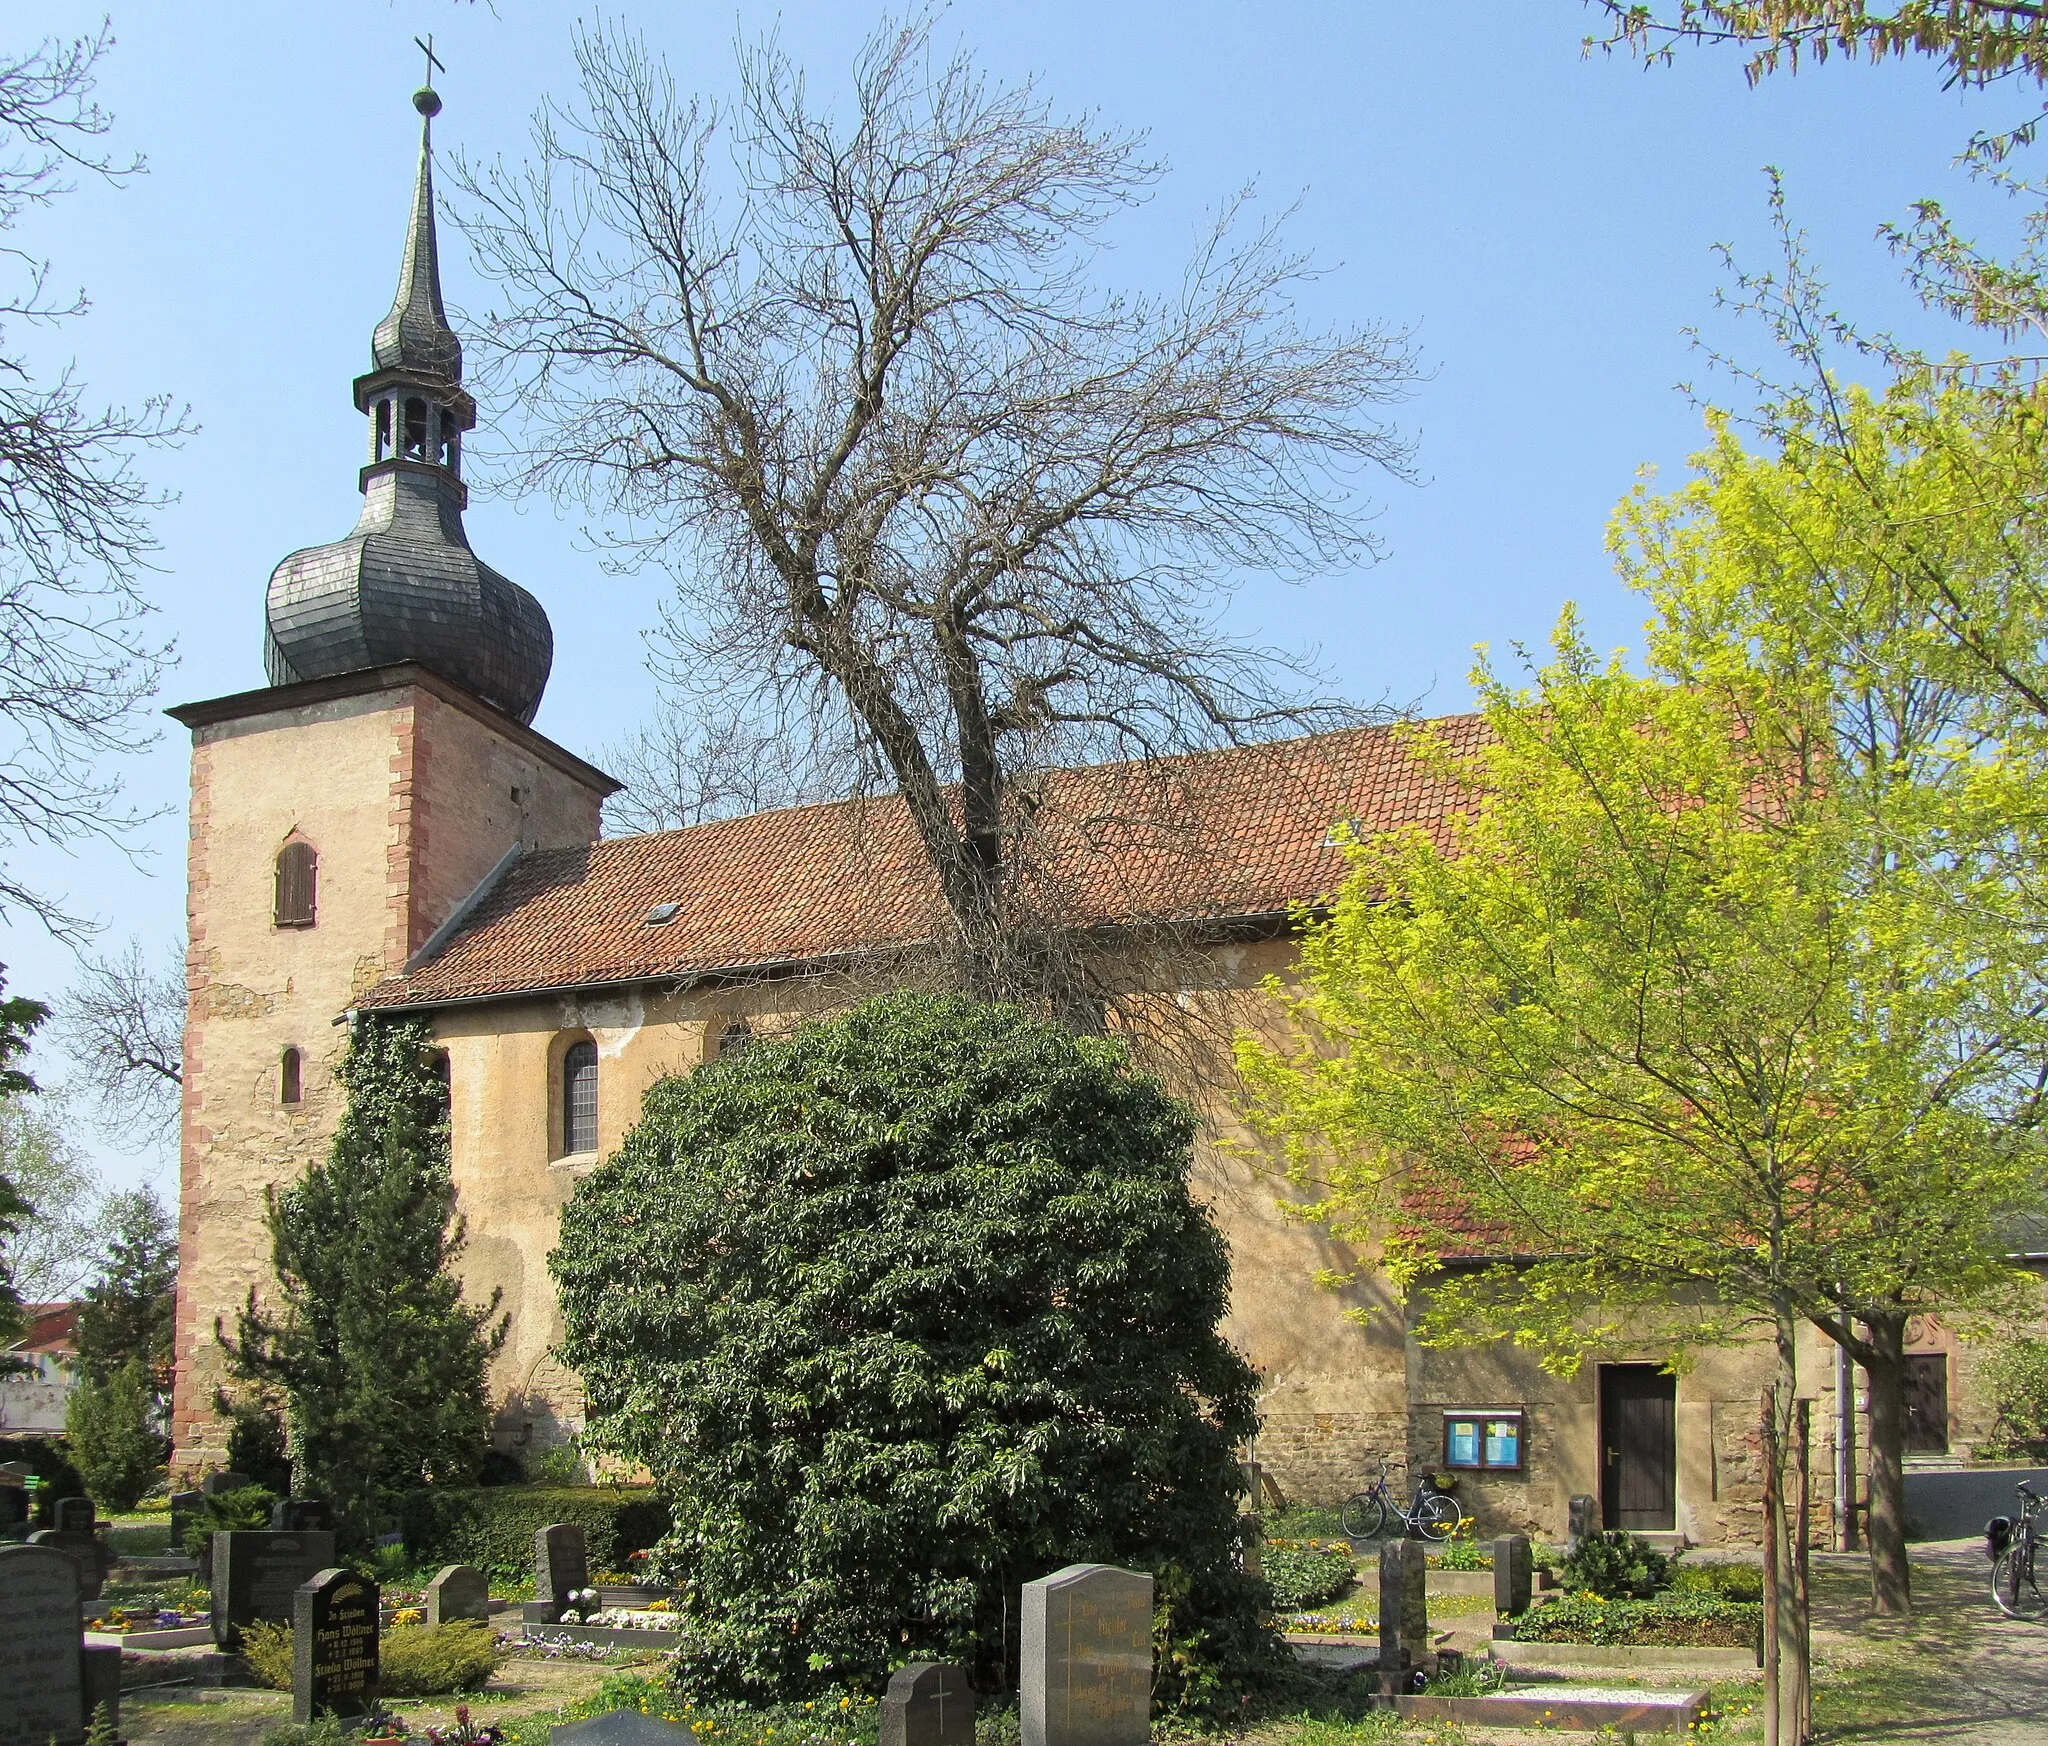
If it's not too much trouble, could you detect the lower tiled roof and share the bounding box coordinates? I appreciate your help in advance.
[356,715,1488,1011]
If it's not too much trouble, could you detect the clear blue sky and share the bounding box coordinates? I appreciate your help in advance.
[14,0,2019,1190]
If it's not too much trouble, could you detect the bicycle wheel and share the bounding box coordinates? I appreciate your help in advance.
[1994,1543,2047,1619]
[1414,1490,1465,1542]
[1341,1491,1389,1542]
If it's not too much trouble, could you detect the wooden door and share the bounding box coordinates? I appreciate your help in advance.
[1600,1365,1677,1531]
[1902,1354,1949,1454]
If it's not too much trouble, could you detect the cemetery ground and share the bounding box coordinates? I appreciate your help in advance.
[98,1538,2043,1746]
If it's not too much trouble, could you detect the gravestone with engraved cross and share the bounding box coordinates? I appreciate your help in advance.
[0,1542,86,1746]
[1021,1565,1152,1746]
[294,1567,380,1723]
[880,1663,973,1746]
[1378,1539,1428,1687]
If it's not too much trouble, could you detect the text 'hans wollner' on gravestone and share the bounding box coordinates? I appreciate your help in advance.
[1021,1564,1153,1746]
[295,1566,380,1723]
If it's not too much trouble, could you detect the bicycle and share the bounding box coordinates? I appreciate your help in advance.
[1990,1479,2046,1619]
[1339,1459,1466,1542]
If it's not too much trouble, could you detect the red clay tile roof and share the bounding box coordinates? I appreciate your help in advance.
[357,715,1490,1012]
[8,1303,78,1356]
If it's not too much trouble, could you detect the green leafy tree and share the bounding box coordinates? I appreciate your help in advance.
[74,1185,175,1385]
[67,1354,166,1509]
[221,1017,504,1541]
[1979,1330,2048,1458]
[552,993,1277,1708]
[1240,574,2044,1735]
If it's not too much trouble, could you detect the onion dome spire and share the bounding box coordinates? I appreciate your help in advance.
[263,66,553,728]
[372,85,462,379]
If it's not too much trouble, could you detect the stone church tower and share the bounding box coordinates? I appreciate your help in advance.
[166,83,616,1473]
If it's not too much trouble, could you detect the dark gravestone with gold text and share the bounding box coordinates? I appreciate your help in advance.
[212,1530,337,1647]
[0,1543,85,1746]
[1020,1565,1152,1746]
[294,1567,380,1722]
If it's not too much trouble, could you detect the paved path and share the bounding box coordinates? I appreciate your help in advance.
[1806,1540,2048,1744]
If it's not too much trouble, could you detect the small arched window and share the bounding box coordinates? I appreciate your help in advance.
[563,1041,598,1154]
[714,1019,752,1060]
[274,840,317,928]
[280,1046,302,1106]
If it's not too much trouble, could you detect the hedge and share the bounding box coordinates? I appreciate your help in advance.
[1509,1591,1762,1648]
[1261,1538,1357,1610]
[398,1485,670,1579]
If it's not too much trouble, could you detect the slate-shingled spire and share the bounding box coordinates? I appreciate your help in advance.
[371,86,462,379]
[263,78,553,726]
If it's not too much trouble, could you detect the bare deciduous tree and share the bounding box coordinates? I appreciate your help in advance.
[456,15,1416,1011]
[56,938,182,1154]
[0,25,185,935]
[600,696,842,836]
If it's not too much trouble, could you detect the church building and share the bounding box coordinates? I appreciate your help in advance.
[167,84,1983,1545]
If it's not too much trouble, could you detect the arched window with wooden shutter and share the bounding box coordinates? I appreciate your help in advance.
[563,1040,598,1154]
[280,1047,303,1106]
[274,840,317,928]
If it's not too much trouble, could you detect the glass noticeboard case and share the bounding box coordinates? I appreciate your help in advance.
[1441,1409,1525,1471]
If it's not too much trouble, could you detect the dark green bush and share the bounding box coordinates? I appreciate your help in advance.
[243,1620,501,1696]
[67,1359,168,1511]
[1261,1539,1357,1609]
[1557,1529,1671,1599]
[1668,1560,1765,1602]
[180,1485,280,1559]
[551,994,1280,1711]
[380,1620,502,1695]
[1509,1590,1761,1649]
[398,1485,669,1579]
[0,1436,85,1527]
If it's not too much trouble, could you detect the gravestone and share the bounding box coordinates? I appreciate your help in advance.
[270,1498,334,1533]
[1377,1540,1428,1684]
[0,1486,25,1529]
[0,1542,85,1746]
[1020,1564,1152,1746]
[168,1490,203,1557]
[201,1471,251,1497]
[80,1644,121,1741]
[292,1567,379,1723]
[552,1714,692,1746]
[51,1497,94,1536]
[210,1529,336,1647]
[27,1527,109,1606]
[1493,1535,1533,1616]
[880,1663,973,1746]
[1566,1494,1596,1551]
[523,1522,590,1622]
[425,1563,490,1626]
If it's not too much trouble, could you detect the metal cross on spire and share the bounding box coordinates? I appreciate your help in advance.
[415,34,445,86]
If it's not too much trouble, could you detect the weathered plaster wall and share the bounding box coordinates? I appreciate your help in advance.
[171,676,608,1477]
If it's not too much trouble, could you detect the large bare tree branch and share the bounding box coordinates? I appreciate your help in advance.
[455,13,1416,1012]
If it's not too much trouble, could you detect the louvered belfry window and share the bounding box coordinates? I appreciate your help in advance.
[274,840,317,927]
[564,1041,598,1154]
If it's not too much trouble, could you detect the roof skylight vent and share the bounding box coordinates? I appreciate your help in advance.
[643,901,682,926]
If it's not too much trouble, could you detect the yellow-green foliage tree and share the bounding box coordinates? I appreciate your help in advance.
[1239,382,2048,1670]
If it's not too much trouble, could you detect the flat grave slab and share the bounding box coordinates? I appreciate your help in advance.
[84,1625,213,1650]
[1396,1684,1709,1733]
[552,1710,692,1746]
